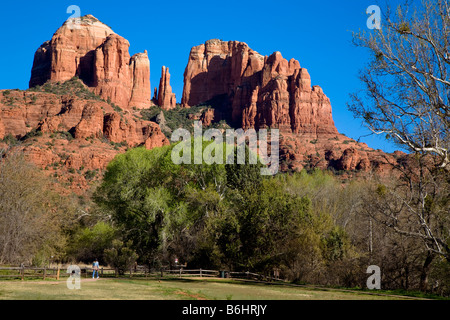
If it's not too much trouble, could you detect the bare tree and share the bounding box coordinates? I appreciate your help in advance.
[349,0,450,291]
[349,0,449,169]
[360,160,449,291]
[0,151,71,265]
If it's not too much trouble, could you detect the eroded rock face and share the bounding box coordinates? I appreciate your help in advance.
[200,108,218,127]
[181,39,338,135]
[0,118,4,140]
[29,15,151,110]
[0,89,169,193]
[157,66,176,110]
[129,51,152,109]
[179,39,409,175]
[0,90,169,147]
[336,148,368,171]
[30,15,115,88]
[277,131,399,174]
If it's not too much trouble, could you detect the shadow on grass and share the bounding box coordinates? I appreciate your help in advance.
[2,275,447,300]
[115,277,448,300]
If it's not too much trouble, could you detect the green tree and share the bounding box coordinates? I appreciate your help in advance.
[235,178,312,272]
[104,240,138,275]
[67,222,117,264]
[94,140,233,267]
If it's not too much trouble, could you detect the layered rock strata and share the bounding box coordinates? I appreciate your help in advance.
[29,15,151,110]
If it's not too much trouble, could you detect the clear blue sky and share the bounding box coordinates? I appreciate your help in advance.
[0,0,404,153]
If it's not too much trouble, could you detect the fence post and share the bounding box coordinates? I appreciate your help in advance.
[130,267,132,278]
[101,267,103,277]
[56,267,60,280]
[21,267,24,281]
[200,268,202,278]
[43,267,47,281]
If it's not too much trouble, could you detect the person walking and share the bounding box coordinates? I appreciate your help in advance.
[92,259,100,279]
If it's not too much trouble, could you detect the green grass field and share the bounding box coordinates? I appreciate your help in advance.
[0,277,432,300]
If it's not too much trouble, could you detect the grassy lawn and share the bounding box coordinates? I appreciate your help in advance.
[0,277,426,300]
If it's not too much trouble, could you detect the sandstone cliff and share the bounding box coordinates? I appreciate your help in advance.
[0,86,169,194]
[29,15,151,110]
[182,39,338,136]
[181,39,403,174]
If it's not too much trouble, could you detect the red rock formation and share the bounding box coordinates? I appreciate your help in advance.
[200,109,217,127]
[179,40,402,175]
[336,148,368,171]
[129,51,151,109]
[0,89,169,147]
[153,87,158,103]
[102,112,169,147]
[144,124,171,149]
[175,37,404,175]
[29,15,151,110]
[181,39,338,136]
[157,66,176,110]
[0,88,169,192]
[30,15,115,87]
[0,117,5,140]
[3,25,408,191]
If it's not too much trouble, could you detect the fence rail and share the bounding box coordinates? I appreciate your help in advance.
[0,266,285,282]
[164,269,219,278]
[0,267,61,280]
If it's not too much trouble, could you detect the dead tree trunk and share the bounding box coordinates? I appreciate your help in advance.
[419,252,434,292]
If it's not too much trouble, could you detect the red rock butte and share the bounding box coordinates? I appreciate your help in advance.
[180,39,405,174]
[29,15,151,110]
[182,39,338,136]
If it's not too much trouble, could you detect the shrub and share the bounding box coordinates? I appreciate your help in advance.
[2,133,20,146]
[112,104,123,113]
[21,129,43,141]
[104,240,138,275]
[140,105,213,134]
[55,131,74,141]
[67,222,117,264]
[85,169,98,180]
[27,77,103,101]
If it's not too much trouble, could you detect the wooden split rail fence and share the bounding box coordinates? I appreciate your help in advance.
[0,266,285,282]
[0,267,61,280]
